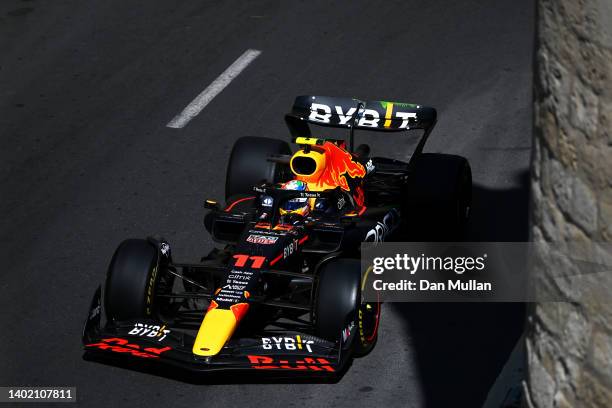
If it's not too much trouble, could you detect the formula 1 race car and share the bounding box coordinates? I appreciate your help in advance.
[82,95,472,377]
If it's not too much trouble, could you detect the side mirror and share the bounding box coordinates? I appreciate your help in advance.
[204,199,220,210]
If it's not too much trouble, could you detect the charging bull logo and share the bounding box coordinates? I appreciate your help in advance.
[291,142,365,191]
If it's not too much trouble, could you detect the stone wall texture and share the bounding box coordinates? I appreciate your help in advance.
[527,0,612,407]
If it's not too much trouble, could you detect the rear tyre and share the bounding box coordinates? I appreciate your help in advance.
[104,239,161,321]
[225,136,291,199]
[403,153,472,240]
[314,259,379,355]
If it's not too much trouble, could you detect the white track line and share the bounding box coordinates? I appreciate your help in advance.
[167,49,262,129]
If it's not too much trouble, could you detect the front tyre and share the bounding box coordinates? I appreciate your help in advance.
[354,301,380,356]
[314,259,380,355]
[104,239,163,322]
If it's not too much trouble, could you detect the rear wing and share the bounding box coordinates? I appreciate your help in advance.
[285,95,437,152]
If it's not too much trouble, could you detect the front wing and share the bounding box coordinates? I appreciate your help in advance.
[82,287,349,377]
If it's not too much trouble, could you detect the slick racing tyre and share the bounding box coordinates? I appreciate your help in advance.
[314,258,379,355]
[104,239,168,321]
[354,300,380,357]
[225,136,291,199]
[403,153,472,240]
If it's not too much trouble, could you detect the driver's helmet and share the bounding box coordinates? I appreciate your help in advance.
[279,180,310,217]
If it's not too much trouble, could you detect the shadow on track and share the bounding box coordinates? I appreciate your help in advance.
[390,170,529,407]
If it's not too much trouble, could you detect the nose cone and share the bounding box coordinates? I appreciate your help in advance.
[192,308,237,356]
[192,302,250,356]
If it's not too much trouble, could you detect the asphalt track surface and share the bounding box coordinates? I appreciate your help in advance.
[0,1,534,407]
